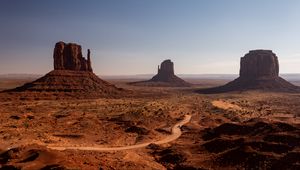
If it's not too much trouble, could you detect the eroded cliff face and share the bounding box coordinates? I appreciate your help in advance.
[240,50,279,79]
[53,41,92,72]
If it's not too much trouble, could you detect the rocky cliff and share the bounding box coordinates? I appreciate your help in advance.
[151,60,175,82]
[53,41,92,72]
[240,50,279,79]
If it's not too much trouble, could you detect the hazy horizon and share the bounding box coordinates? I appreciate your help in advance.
[1,0,300,75]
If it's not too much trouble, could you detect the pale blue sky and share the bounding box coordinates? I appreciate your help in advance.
[1,0,300,75]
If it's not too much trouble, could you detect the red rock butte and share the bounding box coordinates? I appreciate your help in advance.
[239,50,279,79]
[130,59,190,87]
[4,41,125,98]
[53,41,93,72]
[198,50,299,93]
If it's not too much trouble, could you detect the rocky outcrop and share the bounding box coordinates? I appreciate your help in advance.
[53,41,92,72]
[151,60,175,82]
[240,50,279,79]
[198,50,299,93]
[158,60,174,76]
[4,41,125,98]
[129,59,190,87]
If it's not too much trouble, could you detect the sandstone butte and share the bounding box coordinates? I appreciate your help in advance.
[4,41,125,98]
[130,59,190,87]
[53,41,93,72]
[198,50,299,93]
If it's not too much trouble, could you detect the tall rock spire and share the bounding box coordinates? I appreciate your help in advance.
[87,49,93,72]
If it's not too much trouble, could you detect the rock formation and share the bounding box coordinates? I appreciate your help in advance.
[239,50,279,79]
[130,59,190,87]
[5,41,125,98]
[151,60,175,82]
[53,41,92,72]
[198,50,299,93]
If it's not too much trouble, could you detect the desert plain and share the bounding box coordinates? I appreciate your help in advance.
[0,77,299,170]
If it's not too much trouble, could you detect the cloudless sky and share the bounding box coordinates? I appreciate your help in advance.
[1,0,300,75]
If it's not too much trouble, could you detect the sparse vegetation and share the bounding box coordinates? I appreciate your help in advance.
[0,79,300,169]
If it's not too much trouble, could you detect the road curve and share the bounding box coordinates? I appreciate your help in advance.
[47,114,191,151]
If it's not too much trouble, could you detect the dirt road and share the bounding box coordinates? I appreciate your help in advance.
[47,114,191,151]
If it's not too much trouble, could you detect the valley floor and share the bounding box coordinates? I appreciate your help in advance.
[0,79,299,169]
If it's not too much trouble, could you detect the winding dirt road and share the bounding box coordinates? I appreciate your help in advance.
[47,115,191,151]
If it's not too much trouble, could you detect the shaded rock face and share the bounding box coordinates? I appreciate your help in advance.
[158,59,174,76]
[151,60,175,81]
[129,59,190,87]
[240,50,279,79]
[198,50,299,93]
[53,41,92,72]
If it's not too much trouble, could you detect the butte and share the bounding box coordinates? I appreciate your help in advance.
[4,41,125,98]
[129,59,190,87]
[198,50,299,93]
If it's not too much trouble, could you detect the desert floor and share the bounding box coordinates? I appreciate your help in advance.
[0,78,299,170]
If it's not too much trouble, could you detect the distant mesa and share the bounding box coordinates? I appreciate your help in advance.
[129,59,190,87]
[4,41,125,98]
[198,50,299,93]
[152,59,176,81]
